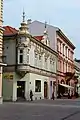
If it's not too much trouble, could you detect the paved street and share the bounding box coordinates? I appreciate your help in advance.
[0,99,80,120]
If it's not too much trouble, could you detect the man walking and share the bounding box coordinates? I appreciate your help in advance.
[30,90,33,101]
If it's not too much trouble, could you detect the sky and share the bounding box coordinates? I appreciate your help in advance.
[4,0,80,59]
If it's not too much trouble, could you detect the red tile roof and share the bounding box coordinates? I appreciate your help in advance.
[34,36,43,41]
[3,26,43,42]
[3,26,18,36]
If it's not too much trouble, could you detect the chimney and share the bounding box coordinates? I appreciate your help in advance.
[27,19,32,25]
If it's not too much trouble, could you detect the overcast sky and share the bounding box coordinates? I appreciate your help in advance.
[4,0,80,58]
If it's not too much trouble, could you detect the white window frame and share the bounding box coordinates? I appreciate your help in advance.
[34,52,38,67]
[19,49,24,64]
[27,49,29,64]
[39,54,42,68]
[45,57,47,70]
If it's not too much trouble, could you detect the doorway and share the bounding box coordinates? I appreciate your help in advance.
[44,82,48,99]
[17,81,25,99]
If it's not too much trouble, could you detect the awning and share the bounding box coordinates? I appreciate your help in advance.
[59,83,74,89]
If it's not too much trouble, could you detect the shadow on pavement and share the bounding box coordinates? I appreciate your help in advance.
[61,111,80,120]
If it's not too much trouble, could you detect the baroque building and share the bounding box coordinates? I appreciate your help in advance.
[2,12,57,101]
[28,20,76,98]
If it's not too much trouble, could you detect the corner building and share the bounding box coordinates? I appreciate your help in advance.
[2,13,57,101]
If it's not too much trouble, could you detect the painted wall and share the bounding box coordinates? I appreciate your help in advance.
[3,39,16,65]
[2,72,13,100]
[2,71,56,101]
[13,72,30,101]
[29,73,49,100]
[13,72,49,100]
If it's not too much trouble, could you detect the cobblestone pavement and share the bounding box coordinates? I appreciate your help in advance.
[0,99,80,120]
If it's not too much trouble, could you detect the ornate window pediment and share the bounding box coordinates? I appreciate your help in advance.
[44,51,50,58]
[17,37,31,48]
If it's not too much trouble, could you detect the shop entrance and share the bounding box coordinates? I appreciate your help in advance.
[44,82,48,98]
[17,81,25,99]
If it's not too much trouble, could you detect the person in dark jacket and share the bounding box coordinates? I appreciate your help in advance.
[52,91,54,100]
[30,90,33,101]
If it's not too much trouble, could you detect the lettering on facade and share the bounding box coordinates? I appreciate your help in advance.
[3,73,13,80]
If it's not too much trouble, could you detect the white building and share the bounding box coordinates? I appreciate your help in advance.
[3,12,57,101]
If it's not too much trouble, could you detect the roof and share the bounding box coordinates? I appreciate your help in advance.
[56,28,75,49]
[3,26,18,36]
[30,20,75,50]
[74,61,80,71]
[34,36,43,41]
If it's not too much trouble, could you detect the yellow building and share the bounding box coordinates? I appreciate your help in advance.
[0,0,6,103]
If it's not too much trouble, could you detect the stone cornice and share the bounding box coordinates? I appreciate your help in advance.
[5,64,57,78]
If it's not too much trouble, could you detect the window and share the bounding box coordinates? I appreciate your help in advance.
[39,54,42,68]
[20,49,23,54]
[27,49,29,63]
[35,80,41,92]
[27,54,29,63]
[63,61,64,72]
[50,58,52,71]
[45,57,47,69]
[52,61,55,72]
[19,49,23,63]
[63,44,65,55]
[34,52,38,66]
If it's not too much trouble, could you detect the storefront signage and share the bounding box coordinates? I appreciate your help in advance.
[3,73,13,80]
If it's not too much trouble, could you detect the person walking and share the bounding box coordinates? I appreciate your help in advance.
[52,91,54,100]
[30,90,33,101]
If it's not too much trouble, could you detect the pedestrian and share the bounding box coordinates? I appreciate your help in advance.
[30,90,33,101]
[68,93,70,99]
[52,91,54,100]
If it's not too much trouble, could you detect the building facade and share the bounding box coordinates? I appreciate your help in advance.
[74,59,80,96]
[2,13,57,101]
[0,0,6,103]
[28,20,76,97]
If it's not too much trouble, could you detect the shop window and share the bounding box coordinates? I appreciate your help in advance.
[35,80,41,92]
